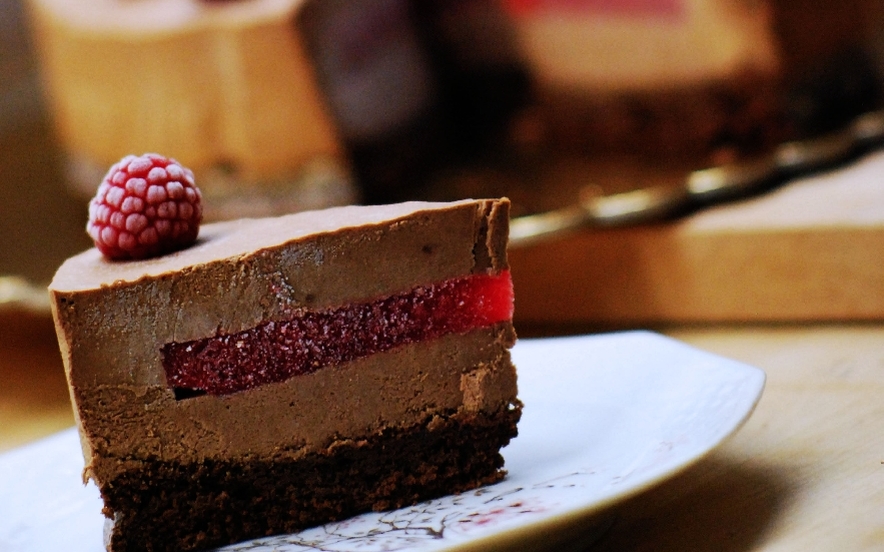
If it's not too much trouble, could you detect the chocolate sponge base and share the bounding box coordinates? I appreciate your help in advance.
[100,406,521,552]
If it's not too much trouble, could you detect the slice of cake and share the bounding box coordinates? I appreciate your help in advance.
[497,0,881,161]
[49,198,520,552]
[501,0,787,158]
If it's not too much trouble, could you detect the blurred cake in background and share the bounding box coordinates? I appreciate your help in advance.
[501,0,881,161]
[25,0,884,216]
[27,0,357,219]
[502,0,785,159]
[416,0,884,216]
[297,0,454,204]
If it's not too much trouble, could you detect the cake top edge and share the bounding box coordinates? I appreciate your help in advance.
[49,199,503,293]
[34,0,308,35]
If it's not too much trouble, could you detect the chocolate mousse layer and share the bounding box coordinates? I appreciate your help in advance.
[49,199,516,476]
[51,200,509,386]
[83,323,516,486]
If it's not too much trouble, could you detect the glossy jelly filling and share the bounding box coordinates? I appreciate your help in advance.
[163,270,513,397]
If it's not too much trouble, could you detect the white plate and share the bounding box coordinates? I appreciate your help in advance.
[0,331,765,552]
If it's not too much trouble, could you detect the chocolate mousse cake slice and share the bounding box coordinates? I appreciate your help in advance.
[49,199,520,552]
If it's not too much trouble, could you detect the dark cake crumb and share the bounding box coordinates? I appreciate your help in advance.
[101,406,521,552]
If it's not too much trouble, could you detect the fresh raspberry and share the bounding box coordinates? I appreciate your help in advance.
[87,153,203,260]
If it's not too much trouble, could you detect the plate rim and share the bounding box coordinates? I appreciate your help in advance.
[436,330,766,552]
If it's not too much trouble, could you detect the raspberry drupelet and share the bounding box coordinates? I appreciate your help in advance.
[87,153,203,260]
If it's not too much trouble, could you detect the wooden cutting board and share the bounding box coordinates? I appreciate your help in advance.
[509,150,884,327]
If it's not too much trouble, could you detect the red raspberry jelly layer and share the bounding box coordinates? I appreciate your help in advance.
[162,270,513,396]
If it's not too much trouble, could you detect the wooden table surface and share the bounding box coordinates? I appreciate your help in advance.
[2,310,882,551]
